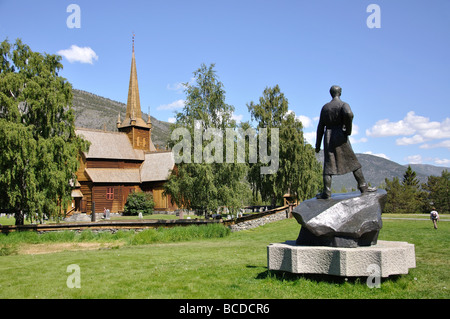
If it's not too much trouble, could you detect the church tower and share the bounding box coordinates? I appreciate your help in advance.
[117,34,154,152]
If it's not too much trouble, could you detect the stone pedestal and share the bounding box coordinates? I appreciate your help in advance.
[267,240,415,277]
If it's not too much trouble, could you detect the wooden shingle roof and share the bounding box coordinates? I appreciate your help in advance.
[140,151,175,182]
[85,168,141,183]
[76,128,144,161]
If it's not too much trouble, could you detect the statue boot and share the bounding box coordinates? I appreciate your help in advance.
[316,175,332,199]
[353,168,377,194]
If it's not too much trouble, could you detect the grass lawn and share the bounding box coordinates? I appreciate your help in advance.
[0,216,449,299]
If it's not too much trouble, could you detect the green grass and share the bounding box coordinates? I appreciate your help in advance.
[130,223,230,245]
[0,224,229,256]
[0,229,135,245]
[0,217,449,299]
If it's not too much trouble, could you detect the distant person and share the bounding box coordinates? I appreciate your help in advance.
[430,208,439,229]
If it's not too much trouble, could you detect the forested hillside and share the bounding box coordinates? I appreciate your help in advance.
[72,89,172,148]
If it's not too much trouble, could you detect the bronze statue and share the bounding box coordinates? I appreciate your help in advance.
[315,85,376,199]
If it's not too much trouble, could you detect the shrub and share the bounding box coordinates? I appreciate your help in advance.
[123,191,154,216]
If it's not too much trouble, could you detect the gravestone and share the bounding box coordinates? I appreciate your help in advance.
[138,212,143,219]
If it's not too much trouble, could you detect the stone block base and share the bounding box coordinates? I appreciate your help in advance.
[267,240,415,277]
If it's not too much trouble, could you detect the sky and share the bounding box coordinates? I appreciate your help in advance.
[1,0,449,167]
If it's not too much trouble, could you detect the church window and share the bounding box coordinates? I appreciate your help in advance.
[106,187,114,200]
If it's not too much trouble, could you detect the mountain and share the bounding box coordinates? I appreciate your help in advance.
[315,151,449,191]
[72,89,449,189]
[72,89,172,148]
[406,164,449,178]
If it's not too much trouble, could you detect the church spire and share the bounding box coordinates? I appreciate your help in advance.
[118,34,155,152]
[120,33,147,128]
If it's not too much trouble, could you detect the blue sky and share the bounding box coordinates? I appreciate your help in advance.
[1,0,449,167]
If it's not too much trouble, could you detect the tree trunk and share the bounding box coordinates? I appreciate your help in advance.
[14,210,24,226]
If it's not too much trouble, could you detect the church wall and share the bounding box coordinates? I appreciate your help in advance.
[86,159,141,169]
[141,181,178,211]
[76,153,90,182]
[119,126,150,151]
[91,184,142,214]
[133,127,151,151]
[72,41,177,215]
[79,182,92,213]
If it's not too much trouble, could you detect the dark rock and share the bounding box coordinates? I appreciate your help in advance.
[292,189,387,248]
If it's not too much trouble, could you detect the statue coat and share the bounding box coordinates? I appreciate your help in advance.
[315,98,362,175]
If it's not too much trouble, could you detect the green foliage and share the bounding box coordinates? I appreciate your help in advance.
[123,191,154,216]
[175,63,234,130]
[165,63,250,215]
[421,170,449,214]
[384,176,424,214]
[0,120,39,224]
[0,38,89,225]
[384,167,449,214]
[247,85,322,205]
[403,165,420,187]
[166,66,322,212]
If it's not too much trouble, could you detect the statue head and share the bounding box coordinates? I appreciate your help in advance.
[330,85,342,98]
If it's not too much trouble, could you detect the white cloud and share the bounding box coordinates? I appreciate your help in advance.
[304,131,316,145]
[396,134,426,146]
[405,154,422,164]
[168,117,176,123]
[286,110,313,128]
[366,117,415,137]
[434,158,450,166]
[297,115,313,128]
[420,139,450,150]
[366,111,450,149]
[157,99,185,110]
[363,151,390,160]
[167,82,185,92]
[57,45,98,64]
[167,77,195,93]
[349,136,368,144]
[348,124,368,144]
[285,110,295,117]
[231,113,243,123]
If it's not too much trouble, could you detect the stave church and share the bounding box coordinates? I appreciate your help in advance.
[71,38,177,215]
